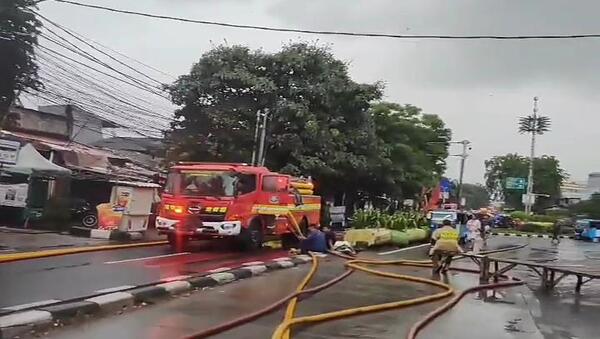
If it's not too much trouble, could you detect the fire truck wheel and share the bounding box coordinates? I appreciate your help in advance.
[238,219,263,251]
[168,233,189,253]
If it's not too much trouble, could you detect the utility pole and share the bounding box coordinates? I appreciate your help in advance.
[525,96,538,214]
[256,108,269,166]
[250,110,261,166]
[455,139,471,208]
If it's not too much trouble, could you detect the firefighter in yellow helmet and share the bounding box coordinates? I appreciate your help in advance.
[430,219,464,273]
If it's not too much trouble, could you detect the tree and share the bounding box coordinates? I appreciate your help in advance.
[569,193,600,219]
[166,43,451,206]
[460,183,489,210]
[166,43,382,201]
[485,154,566,211]
[365,102,450,199]
[0,0,41,124]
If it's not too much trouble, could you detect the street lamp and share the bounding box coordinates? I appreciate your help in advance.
[452,140,471,208]
[427,139,472,208]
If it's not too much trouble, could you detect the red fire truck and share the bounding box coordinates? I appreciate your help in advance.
[156,162,321,251]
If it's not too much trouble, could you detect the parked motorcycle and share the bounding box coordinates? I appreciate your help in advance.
[70,199,98,228]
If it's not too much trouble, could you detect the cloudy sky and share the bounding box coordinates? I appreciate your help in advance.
[37,0,600,184]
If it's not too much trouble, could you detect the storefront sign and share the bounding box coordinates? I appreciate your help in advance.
[0,139,20,165]
[0,183,28,207]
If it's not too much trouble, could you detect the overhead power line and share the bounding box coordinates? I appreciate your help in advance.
[55,0,600,40]
[33,10,166,86]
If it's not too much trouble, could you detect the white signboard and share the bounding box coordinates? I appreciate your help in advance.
[0,183,28,207]
[521,193,536,205]
[0,139,20,165]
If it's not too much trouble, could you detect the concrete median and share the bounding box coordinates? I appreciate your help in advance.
[0,255,310,338]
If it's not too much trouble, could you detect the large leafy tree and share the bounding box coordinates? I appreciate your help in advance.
[485,154,566,211]
[166,43,451,205]
[0,0,41,124]
[365,102,450,199]
[569,193,600,219]
[167,43,382,199]
[460,183,490,210]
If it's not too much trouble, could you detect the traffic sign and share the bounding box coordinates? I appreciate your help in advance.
[506,177,527,190]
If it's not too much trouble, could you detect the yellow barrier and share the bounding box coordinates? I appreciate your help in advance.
[343,228,392,247]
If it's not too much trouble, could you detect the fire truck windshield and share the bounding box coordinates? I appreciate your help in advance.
[166,171,256,197]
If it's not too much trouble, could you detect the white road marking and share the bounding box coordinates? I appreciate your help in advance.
[378,243,429,256]
[104,252,190,264]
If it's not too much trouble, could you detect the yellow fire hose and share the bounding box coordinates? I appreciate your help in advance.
[274,255,454,339]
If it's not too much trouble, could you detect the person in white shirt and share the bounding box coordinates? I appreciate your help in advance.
[466,215,483,253]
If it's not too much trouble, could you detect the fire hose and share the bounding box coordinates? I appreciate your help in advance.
[184,244,525,339]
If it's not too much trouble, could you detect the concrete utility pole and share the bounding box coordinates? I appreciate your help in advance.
[251,110,261,165]
[455,139,471,208]
[257,108,269,166]
[525,96,538,214]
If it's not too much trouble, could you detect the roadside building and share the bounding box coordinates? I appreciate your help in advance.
[0,105,162,228]
[559,181,587,206]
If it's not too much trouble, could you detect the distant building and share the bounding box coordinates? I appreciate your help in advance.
[38,105,117,145]
[93,136,164,169]
[6,106,70,140]
[586,172,600,198]
[559,181,587,206]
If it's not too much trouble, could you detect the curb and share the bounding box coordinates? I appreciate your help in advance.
[69,227,143,241]
[0,254,313,338]
[491,232,574,239]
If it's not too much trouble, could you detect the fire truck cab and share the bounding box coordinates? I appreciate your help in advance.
[156,162,321,251]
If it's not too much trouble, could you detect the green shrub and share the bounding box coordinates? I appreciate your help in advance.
[391,230,410,247]
[518,221,554,233]
[351,209,380,229]
[510,211,559,223]
[351,209,428,236]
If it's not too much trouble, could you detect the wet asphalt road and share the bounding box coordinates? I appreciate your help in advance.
[39,246,544,339]
[0,242,287,308]
[487,237,600,339]
[9,236,600,339]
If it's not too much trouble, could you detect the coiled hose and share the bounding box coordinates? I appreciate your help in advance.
[185,245,526,339]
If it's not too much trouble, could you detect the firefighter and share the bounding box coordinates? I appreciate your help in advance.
[430,219,464,273]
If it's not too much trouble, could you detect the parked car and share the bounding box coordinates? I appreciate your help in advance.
[69,199,98,228]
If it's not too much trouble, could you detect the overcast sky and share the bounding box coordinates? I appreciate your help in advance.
[37,0,600,184]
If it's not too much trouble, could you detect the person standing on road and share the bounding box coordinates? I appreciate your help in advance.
[466,215,484,253]
[551,221,561,244]
[430,219,464,273]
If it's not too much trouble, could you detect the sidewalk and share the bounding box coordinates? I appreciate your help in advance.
[0,227,165,254]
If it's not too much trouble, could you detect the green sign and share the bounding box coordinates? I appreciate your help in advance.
[506,177,527,190]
